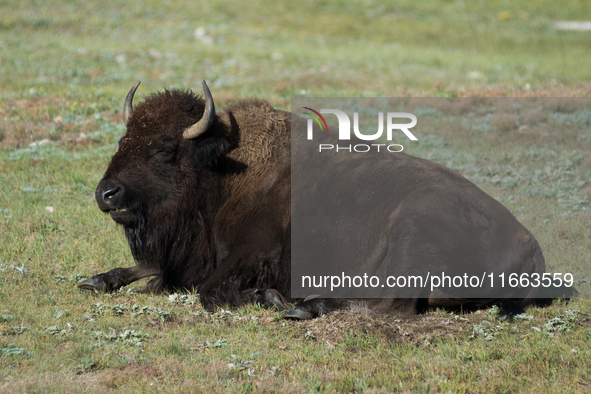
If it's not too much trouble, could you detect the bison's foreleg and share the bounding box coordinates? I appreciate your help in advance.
[198,260,291,312]
[200,284,290,312]
[283,298,350,320]
[199,239,290,311]
[77,265,160,292]
[246,288,290,310]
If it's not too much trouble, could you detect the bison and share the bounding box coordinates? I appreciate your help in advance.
[78,81,548,319]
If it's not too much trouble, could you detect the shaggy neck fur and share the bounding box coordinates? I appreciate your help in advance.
[123,169,223,291]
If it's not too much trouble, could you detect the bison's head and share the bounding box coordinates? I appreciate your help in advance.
[95,81,232,228]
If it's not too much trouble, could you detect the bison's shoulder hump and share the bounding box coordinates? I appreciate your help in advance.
[222,99,290,165]
[222,99,290,136]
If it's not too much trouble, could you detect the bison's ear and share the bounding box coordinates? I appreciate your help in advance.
[191,136,232,166]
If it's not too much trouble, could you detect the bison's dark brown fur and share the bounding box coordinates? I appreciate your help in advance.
[78,82,556,319]
[82,85,293,310]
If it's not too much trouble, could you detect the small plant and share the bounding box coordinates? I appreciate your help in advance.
[80,356,97,371]
[227,354,255,373]
[0,344,31,358]
[539,309,580,336]
[45,325,68,336]
[94,328,148,347]
[470,320,504,340]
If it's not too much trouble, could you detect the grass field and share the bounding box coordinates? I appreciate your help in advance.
[1,1,591,392]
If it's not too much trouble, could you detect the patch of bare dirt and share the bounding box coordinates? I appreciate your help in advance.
[0,96,116,150]
[280,310,472,346]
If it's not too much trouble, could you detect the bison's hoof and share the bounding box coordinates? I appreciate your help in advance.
[264,289,290,311]
[76,276,108,292]
[283,307,313,320]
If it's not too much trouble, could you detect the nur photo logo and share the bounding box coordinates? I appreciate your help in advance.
[301,107,418,153]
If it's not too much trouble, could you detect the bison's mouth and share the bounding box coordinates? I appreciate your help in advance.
[108,208,133,224]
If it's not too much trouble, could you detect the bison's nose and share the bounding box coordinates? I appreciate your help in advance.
[102,186,120,200]
[96,180,125,212]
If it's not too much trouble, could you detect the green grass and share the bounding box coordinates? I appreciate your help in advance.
[1,1,591,393]
[2,0,591,102]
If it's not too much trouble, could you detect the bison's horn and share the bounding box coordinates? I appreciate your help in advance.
[123,81,141,127]
[183,80,216,140]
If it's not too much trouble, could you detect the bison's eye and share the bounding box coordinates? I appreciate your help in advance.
[153,143,177,162]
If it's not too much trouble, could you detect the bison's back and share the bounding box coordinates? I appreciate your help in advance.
[291,130,545,301]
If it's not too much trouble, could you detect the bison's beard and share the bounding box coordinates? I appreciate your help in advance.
[122,203,217,292]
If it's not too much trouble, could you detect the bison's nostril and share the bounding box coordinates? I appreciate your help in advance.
[102,187,120,202]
